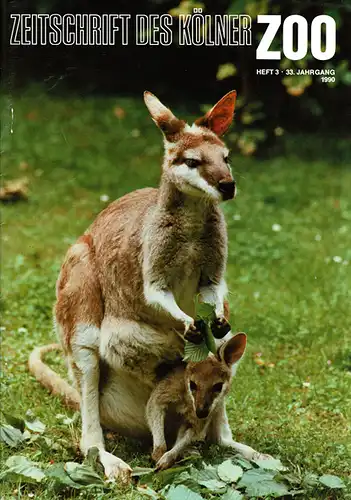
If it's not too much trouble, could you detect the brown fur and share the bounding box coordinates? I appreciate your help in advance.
[157,113,186,140]
[146,334,247,469]
[166,139,232,191]
[153,358,230,426]
[168,130,224,149]
[55,234,104,348]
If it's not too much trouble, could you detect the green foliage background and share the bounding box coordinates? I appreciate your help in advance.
[168,0,351,154]
[1,90,350,497]
[5,0,351,158]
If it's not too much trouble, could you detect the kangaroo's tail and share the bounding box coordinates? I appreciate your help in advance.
[28,344,80,411]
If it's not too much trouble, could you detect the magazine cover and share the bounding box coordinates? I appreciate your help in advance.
[1,1,350,498]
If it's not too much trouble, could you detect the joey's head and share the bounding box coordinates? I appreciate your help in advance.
[143,91,237,202]
[185,333,247,419]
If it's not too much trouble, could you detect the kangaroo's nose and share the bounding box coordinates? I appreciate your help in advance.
[218,180,236,201]
[196,408,209,419]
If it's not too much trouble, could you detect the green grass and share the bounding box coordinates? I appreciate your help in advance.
[1,88,351,498]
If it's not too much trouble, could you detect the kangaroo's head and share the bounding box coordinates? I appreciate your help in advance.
[185,333,247,419]
[144,90,237,202]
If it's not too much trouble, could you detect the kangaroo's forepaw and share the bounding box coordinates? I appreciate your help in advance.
[99,450,132,484]
[211,316,231,339]
[184,320,203,344]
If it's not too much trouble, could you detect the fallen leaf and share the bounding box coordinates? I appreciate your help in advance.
[25,418,46,434]
[46,462,83,489]
[64,461,103,486]
[155,464,190,488]
[3,455,45,482]
[234,458,253,470]
[197,478,227,492]
[190,463,220,483]
[173,471,203,493]
[0,425,25,447]
[0,177,29,203]
[319,474,345,489]
[217,460,243,483]
[246,479,289,497]
[253,352,275,369]
[3,413,25,432]
[238,469,289,497]
[137,484,160,498]
[83,446,100,471]
[164,484,204,500]
[131,466,155,477]
[221,490,244,499]
[254,358,265,366]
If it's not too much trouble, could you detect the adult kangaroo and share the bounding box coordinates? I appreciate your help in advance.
[29,90,270,483]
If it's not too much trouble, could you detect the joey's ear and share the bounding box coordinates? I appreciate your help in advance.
[195,90,237,136]
[144,91,185,141]
[218,332,247,369]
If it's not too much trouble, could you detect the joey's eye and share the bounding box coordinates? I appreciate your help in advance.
[190,381,197,392]
[212,383,223,393]
[185,159,200,169]
[224,155,231,164]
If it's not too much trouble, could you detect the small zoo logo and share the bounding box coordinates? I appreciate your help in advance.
[256,15,336,61]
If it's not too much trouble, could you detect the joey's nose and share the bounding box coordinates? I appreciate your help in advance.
[218,180,236,201]
[196,408,209,419]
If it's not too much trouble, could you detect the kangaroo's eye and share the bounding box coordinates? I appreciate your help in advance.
[212,383,223,393]
[224,155,231,164]
[189,381,197,392]
[185,159,200,169]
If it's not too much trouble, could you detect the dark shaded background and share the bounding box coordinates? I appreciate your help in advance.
[3,0,351,138]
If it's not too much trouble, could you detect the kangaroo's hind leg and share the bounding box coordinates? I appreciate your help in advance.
[146,383,169,463]
[55,236,132,483]
[207,401,273,461]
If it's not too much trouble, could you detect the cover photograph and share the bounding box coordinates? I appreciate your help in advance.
[1,1,350,497]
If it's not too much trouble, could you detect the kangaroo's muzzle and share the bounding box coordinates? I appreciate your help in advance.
[218,180,236,201]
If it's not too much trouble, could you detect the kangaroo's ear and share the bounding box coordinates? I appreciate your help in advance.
[195,90,237,136]
[218,332,247,371]
[144,91,185,141]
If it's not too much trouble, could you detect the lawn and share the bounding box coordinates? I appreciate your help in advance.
[1,89,351,498]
